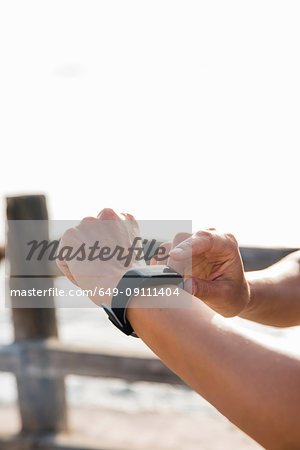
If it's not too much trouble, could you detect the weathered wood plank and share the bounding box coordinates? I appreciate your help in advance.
[6,195,58,338]
[0,340,184,385]
[0,246,4,262]
[6,195,68,434]
[0,434,30,450]
[0,344,21,373]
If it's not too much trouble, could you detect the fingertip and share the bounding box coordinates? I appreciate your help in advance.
[121,212,136,222]
[169,247,186,259]
[82,216,97,221]
[97,208,120,220]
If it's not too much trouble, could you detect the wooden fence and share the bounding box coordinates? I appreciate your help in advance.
[0,195,297,450]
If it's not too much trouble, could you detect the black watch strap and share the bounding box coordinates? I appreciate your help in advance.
[102,265,183,337]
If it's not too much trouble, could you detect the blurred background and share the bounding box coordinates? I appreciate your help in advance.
[0,1,299,449]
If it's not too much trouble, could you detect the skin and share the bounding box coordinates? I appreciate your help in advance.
[242,253,300,327]
[157,231,300,327]
[57,209,300,449]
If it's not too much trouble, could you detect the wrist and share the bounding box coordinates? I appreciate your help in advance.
[127,286,219,351]
[102,266,184,337]
[126,284,195,337]
[239,271,271,319]
[239,278,256,316]
[127,284,184,309]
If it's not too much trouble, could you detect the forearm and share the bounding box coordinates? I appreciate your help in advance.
[240,251,300,327]
[127,288,300,449]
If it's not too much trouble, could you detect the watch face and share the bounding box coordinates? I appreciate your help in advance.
[126,265,182,278]
[123,266,184,291]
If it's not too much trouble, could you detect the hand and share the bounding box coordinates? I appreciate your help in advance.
[157,230,250,317]
[56,208,146,307]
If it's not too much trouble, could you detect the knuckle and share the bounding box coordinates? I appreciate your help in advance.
[124,213,136,221]
[173,232,191,247]
[195,229,211,238]
[175,232,191,241]
[160,241,172,251]
[81,216,96,223]
[102,207,115,214]
[99,208,118,219]
[225,233,238,246]
[194,230,213,246]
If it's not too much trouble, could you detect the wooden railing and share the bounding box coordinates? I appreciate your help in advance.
[0,195,297,450]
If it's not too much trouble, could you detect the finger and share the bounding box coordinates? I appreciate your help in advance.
[185,277,243,317]
[121,212,136,222]
[154,241,172,265]
[169,231,212,260]
[97,208,122,220]
[82,216,97,221]
[168,233,193,274]
[120,213,141,240]
[172,232,192,248]
[185,276,219,302]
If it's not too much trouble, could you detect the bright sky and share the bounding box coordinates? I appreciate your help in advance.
[0,1,299,247]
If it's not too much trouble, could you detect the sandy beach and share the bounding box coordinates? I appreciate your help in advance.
[0,405,261,450]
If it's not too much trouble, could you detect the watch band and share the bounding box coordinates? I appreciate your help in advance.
[102,265,183,337]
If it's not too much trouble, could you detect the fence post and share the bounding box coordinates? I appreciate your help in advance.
[6,195,68,433]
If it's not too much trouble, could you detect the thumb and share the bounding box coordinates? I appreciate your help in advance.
[169,231,212,260]
[184,277,217,301]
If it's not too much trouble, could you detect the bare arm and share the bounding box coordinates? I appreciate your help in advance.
[57,212,300,449]
[127,288,300,450]
[240,250,300,327]
[168,232,300,328]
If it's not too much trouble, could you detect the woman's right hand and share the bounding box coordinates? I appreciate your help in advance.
[155,229,250,318]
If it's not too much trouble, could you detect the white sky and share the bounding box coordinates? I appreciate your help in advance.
[0,0,299,247]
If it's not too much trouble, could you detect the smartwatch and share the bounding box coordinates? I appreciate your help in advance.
[101,265,183,338]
